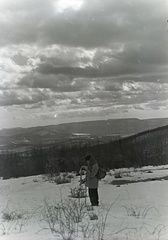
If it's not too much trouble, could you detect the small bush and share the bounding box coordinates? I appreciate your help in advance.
[124,204,160,219]
[125,172,131,177]
[45,173,73,184]
[62,172,68,178]
[40,197,118,240]
[67,174,75,179]
[1,207,32,234]
[2,212,15,221]
[86,205,94,211]
[70,186,87,198]
[33,179,39,182]
[2,211,22,221]
[107,171,113,176]
[44,174,54,182]
[114,172,122,179]
[89,212,98,220]
[54,176,71,185]
[63,199,87,223]
[41,199,61,233]
[41,198,87,239]
[147,170,153,173]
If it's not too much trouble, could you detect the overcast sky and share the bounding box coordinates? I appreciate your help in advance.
[0,0,168,129]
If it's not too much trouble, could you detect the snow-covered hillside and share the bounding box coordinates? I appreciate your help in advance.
[1,165,168,240]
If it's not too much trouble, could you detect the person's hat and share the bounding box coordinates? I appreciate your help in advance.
[85,155,91,161]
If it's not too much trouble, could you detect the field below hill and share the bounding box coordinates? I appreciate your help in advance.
[0,165,168,240]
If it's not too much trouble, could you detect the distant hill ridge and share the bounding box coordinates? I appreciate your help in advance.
[0,118,168,137]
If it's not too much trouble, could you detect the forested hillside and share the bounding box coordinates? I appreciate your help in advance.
[0,124,168,179]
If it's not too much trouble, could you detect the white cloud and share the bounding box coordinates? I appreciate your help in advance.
[54,0,83,13]
[53,0,84,13]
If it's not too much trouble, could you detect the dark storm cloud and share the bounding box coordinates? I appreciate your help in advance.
[35,55,165,81]
[0,0,166,49]
[36,64,98,77]
[18,73,89,92]
[112,43,168,66]
[36,60,138,78]
[0,0,52,46]
[1,0,167,76]
[0,0,167,115]
[36,0,166,49]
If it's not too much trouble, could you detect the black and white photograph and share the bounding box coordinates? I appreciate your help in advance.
[0,0,168,239]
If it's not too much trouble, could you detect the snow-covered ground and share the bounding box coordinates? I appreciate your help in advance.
[1,165,168,240]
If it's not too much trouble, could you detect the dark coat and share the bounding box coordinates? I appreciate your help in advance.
[86,158,99,189]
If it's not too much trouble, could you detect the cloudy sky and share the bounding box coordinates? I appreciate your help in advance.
[0,0,168,129]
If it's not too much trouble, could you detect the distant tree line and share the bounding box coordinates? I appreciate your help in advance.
[0,125,168,179]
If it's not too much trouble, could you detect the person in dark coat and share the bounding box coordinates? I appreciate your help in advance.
[80,155,99,206]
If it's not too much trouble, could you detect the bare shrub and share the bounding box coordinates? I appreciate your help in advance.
[40,198,61,233]
[33,178,39,182]
[40,196,118,240]
[86,205,94,211]
[80,222,97,239]
[146,223,168,240]
[62,172,68,178]
[107,171,113,176]
[89,212,98,220]
[45,173,59,182]
[70,186,87,198]
[115,223,168,240]
[94,206,113,240]
[62,199,87,223]
[40,198,87,239]
[54,176,71,184]
[0,206,33,235]
[124,204,161,219]
[114,171,122,179]
[45,173,72,184]
[67,174,75,180]
[90,196,119,240]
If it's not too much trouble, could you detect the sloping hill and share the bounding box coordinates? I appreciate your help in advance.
[0,118,168,153]
[90,124,168,169]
